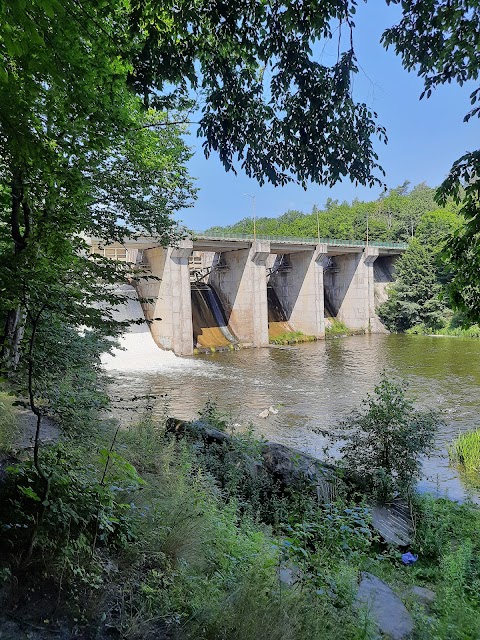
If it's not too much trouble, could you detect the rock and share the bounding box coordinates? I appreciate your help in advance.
[410,586,436,606]
[165,419,341,501]
[262,442,337,502]
[279,563,303,587]
[371,500,413,546]
[165,418,230,445]
[355,572,414,640]
[13,406,60,450]
[268,406,279,415]
[258,409,270,418]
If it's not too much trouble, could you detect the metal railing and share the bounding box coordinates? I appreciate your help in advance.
[190,230,408,251]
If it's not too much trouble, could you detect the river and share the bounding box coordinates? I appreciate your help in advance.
[103,333,480,501]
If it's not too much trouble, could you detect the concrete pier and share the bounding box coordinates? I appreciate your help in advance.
[269,244,328,338]
[137,240,194,356]
[323,247,379,331]
[209,241,270,347]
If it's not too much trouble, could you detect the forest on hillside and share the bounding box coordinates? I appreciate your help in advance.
[206,182,460,243]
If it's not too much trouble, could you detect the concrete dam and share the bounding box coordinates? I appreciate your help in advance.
[89,233,406,356]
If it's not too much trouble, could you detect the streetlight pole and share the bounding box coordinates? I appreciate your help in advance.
[244,193,256,241]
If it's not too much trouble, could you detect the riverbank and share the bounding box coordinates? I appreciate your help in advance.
[1,406,479,639]
[406,323,480,338]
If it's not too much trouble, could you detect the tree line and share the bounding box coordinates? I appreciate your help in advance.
[207,181,461,243]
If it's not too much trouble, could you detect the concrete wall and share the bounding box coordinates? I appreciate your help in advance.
[209,241,270,347]
[137,240,194,355]
[323,248,380,331]
[269,244,328,338]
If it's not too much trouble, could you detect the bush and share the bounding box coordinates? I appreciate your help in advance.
[339,374,440,501]
[325,320,352,337]
[0,440,142,581]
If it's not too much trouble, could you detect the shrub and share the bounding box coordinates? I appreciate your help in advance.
[0,441,142,577]
[325,320,352,337]
[339,375,440,501]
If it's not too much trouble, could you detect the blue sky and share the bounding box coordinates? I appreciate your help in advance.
[176,3,480,231]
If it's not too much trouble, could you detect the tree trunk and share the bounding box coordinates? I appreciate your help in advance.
[1,307,26,368]
[1,166,31,370]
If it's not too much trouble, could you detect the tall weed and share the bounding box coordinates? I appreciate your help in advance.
[0,390,18,452]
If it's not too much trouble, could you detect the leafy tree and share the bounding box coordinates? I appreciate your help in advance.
[382,1,480,321]
[416,209,463,249]
[207,183,454,244]
[128,0,387,188]
[378,238,446,331]
[443,225,480,323]
[0,1,197,364]
[340,375,440,501]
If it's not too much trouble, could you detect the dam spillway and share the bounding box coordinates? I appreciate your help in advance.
[323,289,337,323]
[191,283,238,349]
[267,286,294,339]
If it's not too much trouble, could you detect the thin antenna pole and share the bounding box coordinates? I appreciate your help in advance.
[244,194,256,241]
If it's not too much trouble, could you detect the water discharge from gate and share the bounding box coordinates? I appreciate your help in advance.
[191,283,238,349]
[267,286,294,339]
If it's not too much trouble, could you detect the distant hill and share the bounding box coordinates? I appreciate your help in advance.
[206,182,460,243]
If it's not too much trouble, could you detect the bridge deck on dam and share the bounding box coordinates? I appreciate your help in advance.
[191,231,407,255]
[89,232,407,256]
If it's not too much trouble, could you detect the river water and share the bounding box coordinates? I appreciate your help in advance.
[104,333,480,501]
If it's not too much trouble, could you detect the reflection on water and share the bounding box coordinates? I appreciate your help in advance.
[107,334,480,502]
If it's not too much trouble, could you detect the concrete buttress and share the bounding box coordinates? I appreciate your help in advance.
[137,240,194,355]
[269,244,328,338]
[364,247,380,330]
[323,247,379,331]
[209,241,270,347]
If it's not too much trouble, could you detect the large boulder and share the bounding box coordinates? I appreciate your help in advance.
[261,442,338,502]
[355,572,414,640]
[165,420,340,500]
[409,585,436,607]
[165,418,230,445]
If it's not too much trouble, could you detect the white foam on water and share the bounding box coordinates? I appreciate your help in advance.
[101,284,215,374]
[102,332,188,372]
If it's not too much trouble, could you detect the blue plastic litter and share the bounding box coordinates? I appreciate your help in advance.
[401,552,418,565]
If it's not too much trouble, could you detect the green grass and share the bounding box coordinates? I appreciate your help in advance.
[449,429,480,476]
[269,330,316,345]
[0,390,19,452]
[325,319,353,337]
